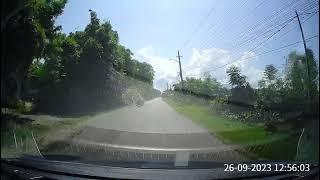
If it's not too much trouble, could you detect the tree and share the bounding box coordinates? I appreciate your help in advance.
[226,65,247,88]
[258,64,279,90]
[30,9,156,113]
[285,49,318,102]
[1,0,67,107]
[264,64,278,81]
[257,65,284,108]
[304,49,318,99]
[172,74,228,99]
[256,49,319,110]
[225,65,254,105]
[115,45,131,73]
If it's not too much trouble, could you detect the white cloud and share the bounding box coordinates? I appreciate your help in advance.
[184,48,232,81]
[135,46,264,91]
[229,51,264,87]
[184,48,263,88]
[135,46,179,91]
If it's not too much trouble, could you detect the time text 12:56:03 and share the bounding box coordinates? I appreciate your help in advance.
[224,163,310,172]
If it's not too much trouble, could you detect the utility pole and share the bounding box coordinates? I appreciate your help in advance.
[296,10,311,101]
[177,50,184,89]
[296,10,315,163]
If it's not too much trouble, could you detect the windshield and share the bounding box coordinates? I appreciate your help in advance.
[1,0,319,178]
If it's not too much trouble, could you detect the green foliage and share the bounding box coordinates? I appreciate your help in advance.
[225,66,254,105]
[264,64,278,81]
[257,65,284,108]
[257,49,319,110]
[173,75,229,99]
[2,0,67,107]
[285,49,319,101]
[114,45,131,72]
[3,1,155,112]
[22,9,156,114]
[125,59,155,84]
[165,92,299,160]
[226,65,247,88]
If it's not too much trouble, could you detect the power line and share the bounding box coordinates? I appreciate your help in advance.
[183,0,248,54]
[233,0,315,50]
[186,35,319,76]
[276,10,319,40]
[302,10,319,15]
[247,5,318,52]
[237,0,305,42]
[184,14,298,73]
[203,0,267,48]
[230,3,319,55]
[198,10,318,75]
[205,0,249,36]
[235,1,316,47]
[194,0,249,50]
[180,1,218,50]
[212,35,318,73]
[198,0,311,54]
[186,0,263,70]
[228,0,300,46]
[182,0,318,75]
[248,16,297,52]
[237,15,297,48]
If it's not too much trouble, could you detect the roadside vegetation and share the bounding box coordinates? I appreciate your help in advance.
[1,0,160,158]
[164,93,298,160]
[1,111,91,158]
[163,50,319,161]
[1,0,318,163]
[2,0,160,116]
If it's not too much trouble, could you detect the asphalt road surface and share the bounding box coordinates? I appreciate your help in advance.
[46,97,246,162]
[86,97,210,133]
[73,97,225,148]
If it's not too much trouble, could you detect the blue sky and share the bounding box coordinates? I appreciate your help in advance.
[56,0,319,90]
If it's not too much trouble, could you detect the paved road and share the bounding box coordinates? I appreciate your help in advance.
[45,98,246,162]
[72,97,226,148]
[87,97,210,134]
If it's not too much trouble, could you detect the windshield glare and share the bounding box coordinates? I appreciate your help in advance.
[1,0,319,177]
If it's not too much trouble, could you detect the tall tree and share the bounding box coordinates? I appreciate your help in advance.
[32,9,155,113]
[257,65,283,107]
[285,49,318,101]
[264,64,278,82]
[226,65,247,88]
[1,0,67,107]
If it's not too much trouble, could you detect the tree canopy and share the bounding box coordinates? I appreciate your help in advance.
[226,65,247,88]
[26,9,156,113]
[2,1,156,114]
[1,0,67,107]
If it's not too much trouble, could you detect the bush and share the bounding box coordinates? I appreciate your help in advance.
[230,86,255,106]
[16,101,32,114]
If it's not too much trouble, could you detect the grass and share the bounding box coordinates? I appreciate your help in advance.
[163,95,299,160]
[1,113,90,158]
